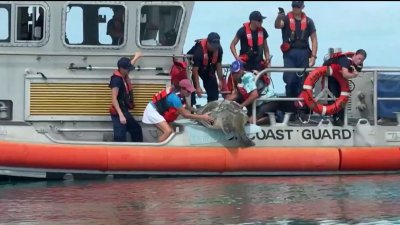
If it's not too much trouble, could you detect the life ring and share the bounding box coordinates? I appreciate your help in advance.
[298,65,350,115]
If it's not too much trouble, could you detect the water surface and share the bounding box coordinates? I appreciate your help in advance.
[1,175,400,224]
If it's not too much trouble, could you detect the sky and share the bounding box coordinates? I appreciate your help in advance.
[183,1,400,93]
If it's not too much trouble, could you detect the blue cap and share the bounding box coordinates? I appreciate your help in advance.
[117,57,134,71]
[230,60,243,73]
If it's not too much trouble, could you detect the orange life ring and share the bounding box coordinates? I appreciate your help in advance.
[298,65,350,115]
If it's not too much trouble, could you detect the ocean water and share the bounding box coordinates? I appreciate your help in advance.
[1,175,400,225]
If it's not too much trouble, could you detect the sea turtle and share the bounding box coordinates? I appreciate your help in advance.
[196,100,255,147]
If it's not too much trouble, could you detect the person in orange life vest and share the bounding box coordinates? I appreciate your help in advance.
[107,6,124,45]
[323,49,367,126]
[230,11,271,72]
[275,1,318,101]
[109,52,143,142]
[225,60,276,123]
[170,57,188,90]
[186,32,227,106]
[142,79,214,142]
[169,57,198,113]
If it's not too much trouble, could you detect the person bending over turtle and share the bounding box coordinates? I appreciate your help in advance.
[142,79,214,142]
[225,60,279,124]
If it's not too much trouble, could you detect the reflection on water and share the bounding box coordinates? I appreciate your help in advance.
[1,175,400,224]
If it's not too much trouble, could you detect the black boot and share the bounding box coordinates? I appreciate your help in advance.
[332,117,344,126]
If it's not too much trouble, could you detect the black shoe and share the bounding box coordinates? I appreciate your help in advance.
[297,111,310,123]
[332,118,344,126]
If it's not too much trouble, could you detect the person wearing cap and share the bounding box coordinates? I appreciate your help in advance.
[275,1,318,101]
[225,60,277,123]
[230,10,271,72]
[186,32,227,106]
[142,79,214,142]
[109,52,143,142]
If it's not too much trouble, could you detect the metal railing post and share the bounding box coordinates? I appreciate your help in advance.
[373,70,378,125]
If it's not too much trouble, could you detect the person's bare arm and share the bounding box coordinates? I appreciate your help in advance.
[341,67,358,79]
[240,90,259,108]
[216,63,226,90]
[216,63,223,82]
[230,36,242,62]
[130,52,142,65]
[177,107,213,122]
[192,66,202,97]
[309,32,318,67]
[263,39,271,67]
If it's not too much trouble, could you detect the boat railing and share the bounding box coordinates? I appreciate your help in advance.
[53,122,184,134]
[0,51,193,58]
[252,67,400,126]
[55,128,113,132]
[67,64,165,72]
[48,122,184,145]
[44,132,176,146]
[44,124,183,146]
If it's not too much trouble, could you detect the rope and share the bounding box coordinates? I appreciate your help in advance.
[296,55,310,78]
[296,65,308,78]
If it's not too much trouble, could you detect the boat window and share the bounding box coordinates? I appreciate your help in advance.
[139,5,183,47]
[65,6,83,44]
[16,5,45,41]
[0,5,10,42]
[64,4,126,46]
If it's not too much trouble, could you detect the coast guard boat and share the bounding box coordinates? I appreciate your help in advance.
[1,1,400,179]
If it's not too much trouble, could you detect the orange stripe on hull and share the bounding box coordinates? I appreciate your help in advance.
[224,148,339,171]
[0,141,108,170]
[107,147,226,171]
[340,147,400,171]
[1,141,400,172]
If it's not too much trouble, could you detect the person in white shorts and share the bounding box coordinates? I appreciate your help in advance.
[143,79,213,142]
